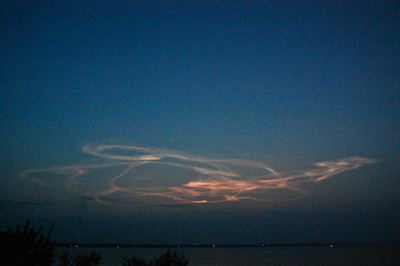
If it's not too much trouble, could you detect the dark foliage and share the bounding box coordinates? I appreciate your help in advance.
[119,249,189,266]
[0,220,189,266]
[59,249,189,266]
[0,219,55,266]
[57,251,72,266]
[73,251,104,266]
[148,249,189,266]
[119,255,147,266]
[57,251,104,266]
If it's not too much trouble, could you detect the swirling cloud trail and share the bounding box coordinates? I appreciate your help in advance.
[21,145,375,206]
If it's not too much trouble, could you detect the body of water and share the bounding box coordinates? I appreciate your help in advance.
[55,243,400,266]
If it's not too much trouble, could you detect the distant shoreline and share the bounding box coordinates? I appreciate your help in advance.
[55,242,400,248]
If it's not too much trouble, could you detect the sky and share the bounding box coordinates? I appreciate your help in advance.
[1,0,400,245]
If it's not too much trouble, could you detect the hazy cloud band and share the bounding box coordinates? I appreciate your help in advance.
[21,145,375,206]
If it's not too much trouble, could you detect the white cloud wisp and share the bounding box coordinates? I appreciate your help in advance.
[21,145,375,206]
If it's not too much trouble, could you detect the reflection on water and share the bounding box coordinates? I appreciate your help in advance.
[55,243,400,266]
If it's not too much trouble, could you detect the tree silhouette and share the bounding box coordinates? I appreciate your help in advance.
[57,251,72,266]
[0,219,55,266]
[148,249,189,266]
[0,220,190,266]
[57,251,104,266]
[119,255,147,266]
[119,250,189,266]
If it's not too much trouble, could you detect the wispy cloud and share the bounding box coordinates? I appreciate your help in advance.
[21,145,375,206]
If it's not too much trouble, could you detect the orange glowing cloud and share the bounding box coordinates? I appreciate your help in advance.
[21,145,375,206]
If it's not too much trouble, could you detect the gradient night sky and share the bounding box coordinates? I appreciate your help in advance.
[1,1,400,245]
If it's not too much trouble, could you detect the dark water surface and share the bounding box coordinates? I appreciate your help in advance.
[55,243,400,266]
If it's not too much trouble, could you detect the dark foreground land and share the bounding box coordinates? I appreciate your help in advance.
[55,242,399,248]
[2,220,399,266]
[55,242,400,266]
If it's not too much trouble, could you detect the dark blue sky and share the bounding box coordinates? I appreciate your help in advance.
[1,0,400,245]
